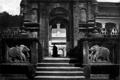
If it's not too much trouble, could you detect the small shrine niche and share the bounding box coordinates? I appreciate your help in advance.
[0,22,40,64]
[79,38,119,65]
[88,42,115,64]
[6,42,31,63]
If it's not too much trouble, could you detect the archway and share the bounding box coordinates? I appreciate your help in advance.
[48,7,70,57]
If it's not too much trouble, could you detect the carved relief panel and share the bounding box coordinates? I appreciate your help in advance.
[73,2,88,46]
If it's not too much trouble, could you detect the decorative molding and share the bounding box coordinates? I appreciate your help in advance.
[96,16,120,19]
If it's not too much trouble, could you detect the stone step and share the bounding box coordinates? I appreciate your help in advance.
[42,57,79,63]
[90,79,108,80]
[37,63,80,67]
[36,66,84,71]
[34,57,86,80]
[35,71,84,76]
[34,76,86,80]
[43,57,72,60]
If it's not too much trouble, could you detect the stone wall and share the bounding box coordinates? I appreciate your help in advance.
[73,2,95,47]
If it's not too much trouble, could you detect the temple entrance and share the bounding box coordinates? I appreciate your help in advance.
[48,7,70,57]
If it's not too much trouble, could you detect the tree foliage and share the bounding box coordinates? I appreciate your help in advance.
[0,12,22,31]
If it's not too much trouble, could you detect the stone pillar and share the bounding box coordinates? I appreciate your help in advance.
[67,2,74,52]
[31,42,38,64]
[87,2,95,22]
[83,41,89,64]
[73,2,95,47]
[31,3,39,23]
[73,2,87,47]
[39,3,49,57]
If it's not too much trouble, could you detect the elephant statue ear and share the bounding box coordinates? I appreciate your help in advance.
[20,44,25,47]
[20,44,30,51]
[90,44,99,50]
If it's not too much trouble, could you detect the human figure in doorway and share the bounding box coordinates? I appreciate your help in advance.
[52,44,59,57]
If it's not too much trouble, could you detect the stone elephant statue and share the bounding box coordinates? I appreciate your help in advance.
[89,45,110,63]
[8,45,30,63]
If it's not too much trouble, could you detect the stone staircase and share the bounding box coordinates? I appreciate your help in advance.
[34,57,86,80]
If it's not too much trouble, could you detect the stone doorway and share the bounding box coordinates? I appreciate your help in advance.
[48,7,70,57]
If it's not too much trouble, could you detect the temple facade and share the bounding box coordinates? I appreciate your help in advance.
[20,0,120,58]
[0,0,119,80]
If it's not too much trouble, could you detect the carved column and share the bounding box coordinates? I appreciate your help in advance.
[31,3,39,23]
[73,2,88,47]
[39,3,49,57]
